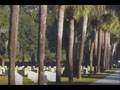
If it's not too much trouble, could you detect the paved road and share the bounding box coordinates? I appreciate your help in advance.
[90,69,120,85]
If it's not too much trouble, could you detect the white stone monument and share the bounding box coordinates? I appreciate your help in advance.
[15,71,23,85]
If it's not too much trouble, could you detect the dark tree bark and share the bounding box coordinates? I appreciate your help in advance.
[38,5,47,85]
[78,15,88,79]
[89,28,95,76]
[68,19,74,81]
[56,5,64,83]
[93,29,98,75]
[8,5,20,85]
[100,30,105,72]
[73,29,78,77]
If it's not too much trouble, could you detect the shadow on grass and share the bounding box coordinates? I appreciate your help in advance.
[49,82,91,85]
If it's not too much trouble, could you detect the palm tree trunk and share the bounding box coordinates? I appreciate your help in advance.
[38,5,47,85]
[100,30,105,72]
[56,5,64,83]
[8,5,20,85]
[103,31,107,71]
[89,40,94,76]
[111,42,118,69]
[78,15,88,79]
[73,29,78,77]
[105,31,109,70]
[68,19,74,81]
[108,32,111,70]
[89,28,95,76]
[97,29,102,73]
[93,29,98,75]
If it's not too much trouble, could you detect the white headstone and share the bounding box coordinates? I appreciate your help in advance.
[27,71,34,81]
[0,68,2,75]
[1,67,5,73]
[15,71,23,85]
[44,71,56,82]
[50,72,56,82]
[44,75,47,85]
[83,68,88,75]
[33,72,38,83]
[24,68,31,76]
[61,67,65,74]
[87,66,90,71]
[27,71,32,80]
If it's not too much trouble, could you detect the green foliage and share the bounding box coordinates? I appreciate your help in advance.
[0,40,6,56]
[18,6,38,62]
[0,6,10,31]
[100,10,120,31]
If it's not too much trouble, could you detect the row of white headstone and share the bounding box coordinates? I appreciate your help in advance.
[27,71,56,85]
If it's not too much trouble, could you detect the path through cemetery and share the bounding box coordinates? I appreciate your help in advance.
[90,69,120,85]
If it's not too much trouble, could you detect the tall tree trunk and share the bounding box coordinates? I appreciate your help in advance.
[106,31,110,70]
[73,29,78,77]
[111,42,118,69]
[2,59,5,67]
[89,28,95,76]
[100,30,105,72]
[103,31,107,71]
[108,32,111,70]
[105,31,109,70]
[97,29,102,73]
[93,29,98,75]
[8,5,20,85]
[89,40,94,76]
[38,5,47,85]
[78,15,88,79]
[68,19,74,81]
[56,5,64,83]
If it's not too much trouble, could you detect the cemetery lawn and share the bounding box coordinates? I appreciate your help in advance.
[0,76,37,85]
[0,69,117,85]
[49,69,118,85]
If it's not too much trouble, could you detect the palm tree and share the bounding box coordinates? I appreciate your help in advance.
[56,5,65,83]
[100,10,119,71]
[77,5,93,79]
[63,5,77,82]
[89,5,105,74]
[8,5,20,85]
[37,5,47,85]
[64,5,92,80]
[78,15,88,79]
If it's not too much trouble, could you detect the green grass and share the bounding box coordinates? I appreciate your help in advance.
[49,69,118,85]
[0,69,118,85]
[0,76,37,85]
